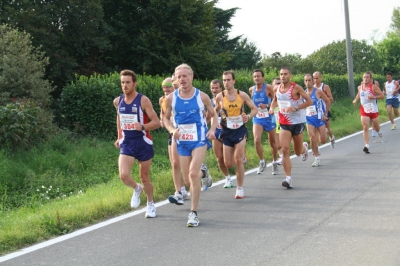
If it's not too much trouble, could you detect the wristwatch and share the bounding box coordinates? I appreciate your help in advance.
[294,106,299,111]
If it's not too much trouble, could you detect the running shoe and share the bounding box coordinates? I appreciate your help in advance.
[131,184,143,208]
[330,136,335,148]
[276,156,283,165]
[187,212,199,227]
[363,144,370,154]
[371,130,377,137]
[378,130,383,138]
[181,189,189,200]
[391,124,396,130]
[200,164,212,189]
[282,176,293,189]
[168,191,184,205]
[311,157,320,167]
[145,203,156,218]
[272,162,279,175]
[235,187,244,199]
[257,161,266,174]
[242,150,248,165]
[301,142,309,161]
[223,179,233,188]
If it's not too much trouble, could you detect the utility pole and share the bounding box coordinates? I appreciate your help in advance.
[344,0,355,97]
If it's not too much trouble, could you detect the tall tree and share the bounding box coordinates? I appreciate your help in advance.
[306,40,382,75]
[227,38,262,70]
[0,0,110,96]
[102,0,231,79]
[376,32,400,75]
[390,7,400,35]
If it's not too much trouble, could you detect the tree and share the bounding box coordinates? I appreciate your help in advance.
[0,0,110,97]
[260,52,313,75]
[390,7,400,35]
[0,24,52,107]
[102,0,231,79]
[376,32,400,75]
[306,40,382,75]
[227,38,262,70]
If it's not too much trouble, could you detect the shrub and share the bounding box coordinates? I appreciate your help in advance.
[0,99,57,151]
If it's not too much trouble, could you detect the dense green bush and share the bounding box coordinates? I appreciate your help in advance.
[0,100,57,151]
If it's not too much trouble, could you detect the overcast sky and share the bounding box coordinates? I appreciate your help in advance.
[216,0,399,57]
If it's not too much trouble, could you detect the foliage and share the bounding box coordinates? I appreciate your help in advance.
[0,99,57,151]
[0,0,110,97]
[260,52,314,75]
[227,38,262,70]
[307,39,383,75]
[390,7,400,35]
[0,24,53,107]
[375,32,400,75]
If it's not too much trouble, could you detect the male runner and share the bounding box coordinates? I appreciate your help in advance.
[249,69,279,175]
[214,70,258,198]
[270,67,312,189]
[382,71,399,130]
[352,71,385,153]
[113,69,160,218]
[304,74,331,167]
[163,64,217,227]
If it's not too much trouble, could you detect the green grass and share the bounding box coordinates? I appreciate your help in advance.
[0,97,391,255]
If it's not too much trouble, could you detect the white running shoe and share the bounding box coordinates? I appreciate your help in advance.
[301,142,309,161]
[235,187,244,199]
[223,179,233,188]
[168,191,184,205]
[131,184,143,208]
[311,158,320,167]
[282,176,293,189]
[371,130,377,137]
[378,130,383,138]
[276,156,283,165]
[272,162,279,175]
[145,203,156,218]
[187,212,199,227]
[181,189,189,200]
[257,161,266,174]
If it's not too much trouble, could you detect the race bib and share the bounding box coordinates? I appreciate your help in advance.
[217,117,222,129]
[278,100,290,114]
[256,108,269,118]
[226,115,244,129]
[386,85,393,95]
[306,106,317,116]
[120,113,138,130]
[362,102,374,113]
[178,123,198,141]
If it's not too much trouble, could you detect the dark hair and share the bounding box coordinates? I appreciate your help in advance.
[280,67,291,74]
[120,69,137,82]
[253,69,264,77]
[211,79,223,88]
[223,70,236,80]
[386,71,392,76]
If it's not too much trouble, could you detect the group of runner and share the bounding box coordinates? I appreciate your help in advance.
[112,65,399,227]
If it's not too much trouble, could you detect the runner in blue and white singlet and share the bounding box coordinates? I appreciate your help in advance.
[383,71,400,130]
[249,69,279,175]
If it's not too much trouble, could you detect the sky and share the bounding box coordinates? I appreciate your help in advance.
[215,0,399,57]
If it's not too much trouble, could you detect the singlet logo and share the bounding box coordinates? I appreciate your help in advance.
[229,104,238,108]
[120,107,126,111]
[184,101,189,104]
[190,110,197,114]
[255,98,264,102]
[132,107,137,113]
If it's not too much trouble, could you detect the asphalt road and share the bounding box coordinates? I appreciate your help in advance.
[1,120,400,266]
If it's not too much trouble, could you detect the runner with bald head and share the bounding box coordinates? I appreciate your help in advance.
[313,71,335,148]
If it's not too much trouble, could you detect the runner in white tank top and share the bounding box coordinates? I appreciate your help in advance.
[383,71,400,129]
[270,67,312,189]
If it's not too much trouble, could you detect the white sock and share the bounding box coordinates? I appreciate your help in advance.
[147,201,154,205]
[260,159,265,163]
[226,175,231,181]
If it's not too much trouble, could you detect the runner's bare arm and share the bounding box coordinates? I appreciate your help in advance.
[240,91,258,122]
[140,96,161,131]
